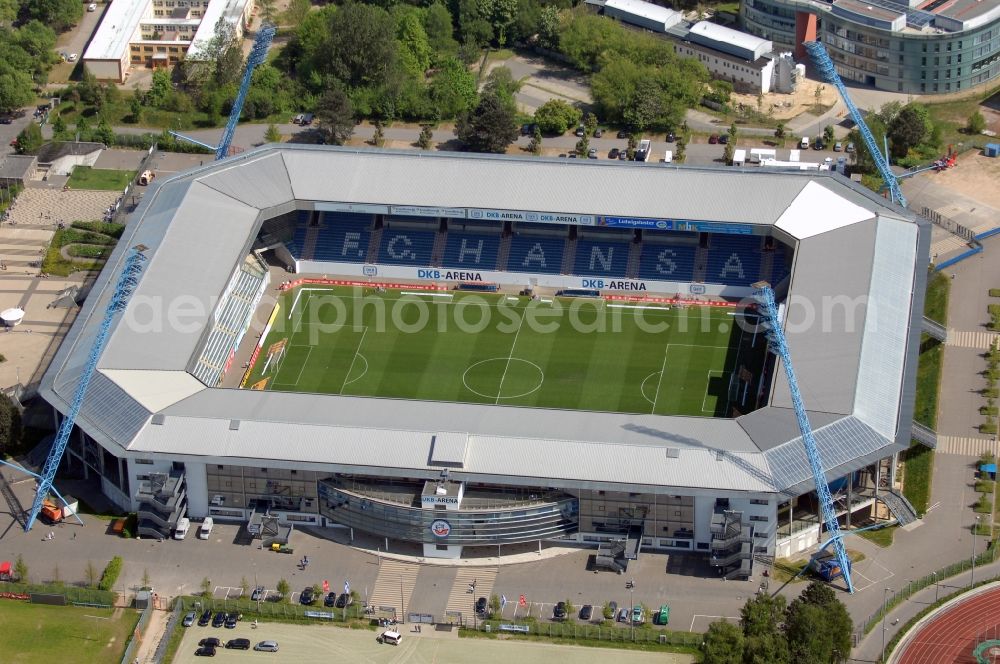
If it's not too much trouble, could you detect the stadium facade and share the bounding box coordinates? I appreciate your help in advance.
[40,147,929,575]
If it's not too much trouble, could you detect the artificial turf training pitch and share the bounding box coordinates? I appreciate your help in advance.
[244,286,755,417]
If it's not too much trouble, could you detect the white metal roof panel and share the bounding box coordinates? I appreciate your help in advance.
[84,0,148,61]
[198,150,294,210]
[688,21,771,56]
[775,181,875,239]
[605,0,682,25]
[102,369,206,412]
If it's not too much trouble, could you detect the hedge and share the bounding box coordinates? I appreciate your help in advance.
[98,556,123,592]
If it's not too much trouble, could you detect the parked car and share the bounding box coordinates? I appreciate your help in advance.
[617,607,629,622]
[224,612,239,628]
[292,113,305,124]
[575,125,585,137]
[211,612,226,628]
[632,606,645,625]
[846,142,855,153]
[197,610,212,626]
[594,128,603,138]
[553,602,567,620]
[666,132,675,142]
[587,148,598,159]
[579,605,593,621]
[182,612,196,627]
[618,149,627,160]
[194,646,216,657]
[377,630,402,645]
[335,593,352,609]
[617,129,629,139]
[299,587,315,605]
[67,53,78,62]
[254,641,279,652]
[324,592,337,607]
[250,586,266,601]
[718,134,729,144]
[608,147,620,159]
[226,638,251,650]
[607,601,618,619]
[813,140,825,150]
[708,134,719,144]
[834,141,843,152]
[520,123,533,136]
[87,2,97,10]
[475,596,488,617]
[198,638,223,648]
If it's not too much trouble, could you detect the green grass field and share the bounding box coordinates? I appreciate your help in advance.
[243,287,766,417]
[0,602,140,664]
[66,166,135,191]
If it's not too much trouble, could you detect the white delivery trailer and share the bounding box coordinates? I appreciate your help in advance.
[749,148,776,164]
[635,139,652,162]
[732,149,746,166]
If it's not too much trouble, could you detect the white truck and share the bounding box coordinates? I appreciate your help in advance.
[635,139,652,162]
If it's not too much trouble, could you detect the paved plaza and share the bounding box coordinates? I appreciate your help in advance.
[5,186,120,228]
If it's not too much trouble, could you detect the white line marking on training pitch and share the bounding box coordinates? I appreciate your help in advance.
[340,326,369,395]
[495,310,527,405]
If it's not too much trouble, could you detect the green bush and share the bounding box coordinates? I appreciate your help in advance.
[990,289,1000,298]
[981,422,998,435]
[976,480,995,493]
[97,556,123,591]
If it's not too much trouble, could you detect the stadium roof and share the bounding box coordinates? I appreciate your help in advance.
[40,146,929,497]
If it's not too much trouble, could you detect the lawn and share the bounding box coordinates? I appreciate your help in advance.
[0,602,140,664]
[857,525,897,547]
[42,221,124,277]
[925,86,1000,147]
[244,287,766,417]
[66,166,135,191]
[902,443,933,516]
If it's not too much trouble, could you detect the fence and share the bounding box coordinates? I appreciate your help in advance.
[119,601,153,664]
[858,538,1000,642]
[0,581,116,607]
[151,599,184,663]
[472,618,703,647]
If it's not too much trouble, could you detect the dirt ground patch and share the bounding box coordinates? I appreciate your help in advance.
[172,621,696,664]
[731,73,840,121]
[928,150,1000,211]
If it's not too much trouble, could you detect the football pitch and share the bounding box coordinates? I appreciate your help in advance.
[243,287,759,417]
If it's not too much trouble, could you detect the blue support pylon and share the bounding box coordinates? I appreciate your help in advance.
[25,246,149,531]
[804,41,906,209]
[754,282,855,593]
[215,24,276,161]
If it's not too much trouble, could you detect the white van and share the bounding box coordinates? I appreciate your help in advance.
[197,517,213,540]
[661,151,673,164]
[800,136,810,149]
[377,630,402,645]
[173,517,190,540]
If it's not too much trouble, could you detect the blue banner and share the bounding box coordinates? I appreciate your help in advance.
[598,216,755,234]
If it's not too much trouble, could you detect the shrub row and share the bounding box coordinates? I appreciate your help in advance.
[97,556,123,592]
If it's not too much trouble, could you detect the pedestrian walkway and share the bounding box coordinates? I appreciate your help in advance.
[936,435,998,456]
[947,329,1000,350]
[930,234,969,260]
[445,567,498,619]
[368,559,419,617]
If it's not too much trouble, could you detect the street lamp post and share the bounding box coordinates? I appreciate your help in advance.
[933,571,939,603]
[880,587,892,662]
[973,515,980,586]
[626,580,635,641]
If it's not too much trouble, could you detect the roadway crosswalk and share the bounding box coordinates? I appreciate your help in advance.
[368,559,420,617]
[947,329,1000,350]
[930,235,968,260]
[936,435,999,457]
[445,567,498,621]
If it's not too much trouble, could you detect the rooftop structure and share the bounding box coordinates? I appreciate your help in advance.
[687,20,773,61]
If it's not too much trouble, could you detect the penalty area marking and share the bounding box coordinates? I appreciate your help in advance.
[342,354,369,387]
[340,326,369,395]
[640,371,661,405]
[400,291,453,298]
[701,370,728,414]
[651,343,733,415]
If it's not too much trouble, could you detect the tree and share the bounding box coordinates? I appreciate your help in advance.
[84,561,98,588]
[240,577,249,596]
[774,122,785,140]
[0,65,35,116]
[14,123,43,155]
[966,110,986,135]
[372,122,385,147]
[740,593,789,664]
[128,95,143,124]
[14,555,28,583]
[276,578,291,602]
[823,125,835,144]
[264,123,282,143]
[675,134,686,163]
[575,135,589,157]
[396,11,432,77]
[283,0,310,27]
[889,104,930,158]
[728,122,738,145]
[528,125,541,155]
[784,582,851,664]
[627,133,637,160]
[417,125,433,149]
[0,393,21,454]
[75,114,90,138]
[533,99,581,135]
[200,577,212,598]
[537,5,560,50]
[315,88,356,145]
[423,3,459,59]
[141,568,152,590]
[489,593,501,616]
[703,620,744,664]
[456,91,518,153]
[322,2,399,88]
[429,57,477,118]
[22,0,82,32]
[147,69,173,109]
[724,142,735,164]
[584,112,597,137]
[483,66,521,109]
[96,118,115,147]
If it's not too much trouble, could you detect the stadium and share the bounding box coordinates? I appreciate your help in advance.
[40,146,929,578]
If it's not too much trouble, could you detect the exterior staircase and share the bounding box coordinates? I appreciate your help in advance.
[560,236,577,274]
[693,245,709,282]
[880,488,919,524]
[495,234,512,271]
[366,226,384,264]
[431,227,448,267]
[301,226,320,261]
[626,241,642,279]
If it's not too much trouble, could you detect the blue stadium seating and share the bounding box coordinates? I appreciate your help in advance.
[706,235,762,287]
[507,234,564,274]
[289,226,307,258]
[314,212,373,263]
[441,232,501,270]
[637,242,696,282]
[378,229,437,265]
[770,249,790,284]
[574,239,629,277]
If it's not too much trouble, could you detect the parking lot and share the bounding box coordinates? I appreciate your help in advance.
[172,619,696,664]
